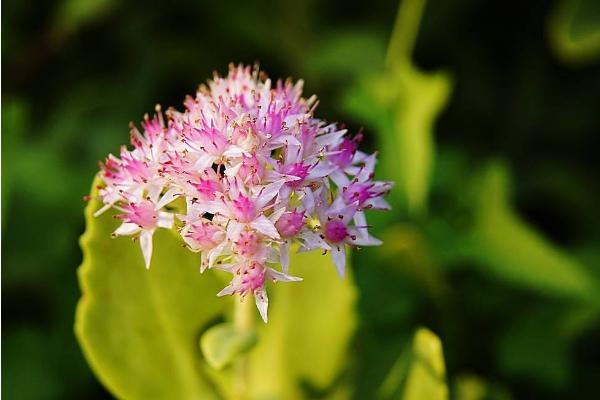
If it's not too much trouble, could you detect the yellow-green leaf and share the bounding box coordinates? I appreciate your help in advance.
[54,0,118,35]
[200,323,257,370]
[76,177,358,399]
[453,375,488,400]
[453,374,513,400]
[343,0,452,215]
[246,248,358,399]
[402,328,448,400]
[75,177,227,399]
[465,163,595,300]
[548,0,600,65]
[378,327,448,400]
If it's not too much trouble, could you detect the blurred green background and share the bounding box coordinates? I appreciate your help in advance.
[3,0,600,398]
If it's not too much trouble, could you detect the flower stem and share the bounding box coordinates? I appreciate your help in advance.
[233,297,254,399]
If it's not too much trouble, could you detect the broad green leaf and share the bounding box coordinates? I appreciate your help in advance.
[343,0,452,215]
[75,176,227,399]
[76,177,358,399]
[200,323,257,370]
[378,328,448,400]
[548,0,600,64]
[246,249,358,399]
[463,163,595,300]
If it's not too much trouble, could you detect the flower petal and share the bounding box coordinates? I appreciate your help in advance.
[250,215,280,239]
[157,211,174,229]
[254,289,269,323]
[217,285,235,297]
[156,187,181,209]
[255,180,285,210]
[330,244,346,278]
[315,128,347,147]
[93,203,113,217]
[279,239,291,273]
[139,229,154,269]
[348,232,382,247]
[224,161,243,177]
[267,267,302,282]
[298,230,330,251]
[113,222,141,237]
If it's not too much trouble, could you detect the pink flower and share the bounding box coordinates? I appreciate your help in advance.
[330,134,361,169]
[183,220,225,250]
[275,210,305,238]
[324,219,349,243]
[217,261,301,322]
[232,230,261,258]
[112,197,175,269]
[282,162,311,188]
[94,64,391,322]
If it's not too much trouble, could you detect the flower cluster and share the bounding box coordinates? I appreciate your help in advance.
[95,64,392,322]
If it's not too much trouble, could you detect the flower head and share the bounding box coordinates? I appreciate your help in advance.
[94,64,392,322]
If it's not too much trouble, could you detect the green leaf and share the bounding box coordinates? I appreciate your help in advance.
[246,248,358,398]
[200,323,257,370]
[498,302,600,389]
[548,0,600,65]
[305,30,386,82]
[498,307,571,388]
[378,328,448,400]
[343,0,452,215]
[75,176,227,399]
[402,328,448,400]
[463,162,595,300]
[76,177,358,399]
[453,374,513,400]
[54,0,118,35]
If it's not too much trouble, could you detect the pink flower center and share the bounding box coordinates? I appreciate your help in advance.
[191,178,221,200]
[283,162,310,188]
[186,222,224,250]
[324,220,348,243]
[182,124,228,156]
[232,195,256,222]
[343,183,374,205]
[232,121,259,151]
[330,137,358,168]
[275,210,305,238]
[233,230,260,257]
[238,154,264,185]
[121,154,152,183]
[119,201,158,229]
[237,262,266,293]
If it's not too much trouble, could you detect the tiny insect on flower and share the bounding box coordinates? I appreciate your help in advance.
[93,64,392,322]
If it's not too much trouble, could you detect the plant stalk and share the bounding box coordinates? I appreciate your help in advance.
[232,297,254,399]
[386,0,428,69]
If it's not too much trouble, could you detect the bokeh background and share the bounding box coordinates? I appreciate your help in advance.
[3,0,600,398]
